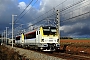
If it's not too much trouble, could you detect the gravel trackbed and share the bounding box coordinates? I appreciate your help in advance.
[7,46,66,60]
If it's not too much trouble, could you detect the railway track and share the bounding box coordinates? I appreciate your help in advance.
[6,45,65,60]
[21,47,90,60]
[51,52,90,60]
[6,45,90,60]
[29,48,90,60]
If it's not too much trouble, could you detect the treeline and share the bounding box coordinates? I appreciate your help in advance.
[60,37,73,39]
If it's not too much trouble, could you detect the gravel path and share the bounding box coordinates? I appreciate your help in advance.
[7,46,66,60]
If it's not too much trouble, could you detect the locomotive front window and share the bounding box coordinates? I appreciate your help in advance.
[43,29,57,35]
[51,29,56,32]
[43,29,50,35]
[50,29,57,35]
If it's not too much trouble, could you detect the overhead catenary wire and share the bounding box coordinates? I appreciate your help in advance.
[14,0,38,23]
[14,0,68,30]
[24,12,56,29]
[7,0,87,38]
[8,0,34,37]
[14,0,87,35]
[14,0,85,30]
[60,0,90,22]
[14,0,38,27]
[14,0,34,23]
[13,0,38,30]
[61,0,89,15]
[16,13,56,34]
[25,0,85,29]
[60,0,85,12]
[14,0,69,28]
[33,0,85,20]
[14,0,85,25]
[21,0,68,30]
[13,0,39,35]
[32,0,85,23]
[61,11,90,23]
[28,0,68,23]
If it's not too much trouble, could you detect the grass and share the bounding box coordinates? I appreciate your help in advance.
[0,45,22,60]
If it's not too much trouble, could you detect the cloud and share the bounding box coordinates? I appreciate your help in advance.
[61,23,87,33]
[0,0,19,32]
[59,0,90,38]
[0,0,90,38]
[18,2,27,10]
[18,2,31,11]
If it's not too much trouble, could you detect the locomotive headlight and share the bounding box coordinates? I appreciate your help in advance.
[41,39,44,42]
[57,39,59,42]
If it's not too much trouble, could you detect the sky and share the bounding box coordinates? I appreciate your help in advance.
[0,0,90,38]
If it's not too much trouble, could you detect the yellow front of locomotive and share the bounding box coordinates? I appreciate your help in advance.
[39,26,60,51]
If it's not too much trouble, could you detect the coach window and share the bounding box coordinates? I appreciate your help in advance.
[16,36,20,40]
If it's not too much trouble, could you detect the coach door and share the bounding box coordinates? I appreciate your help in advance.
[36,30,40,43]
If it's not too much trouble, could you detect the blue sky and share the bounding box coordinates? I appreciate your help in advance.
[18,0,41,9]
[18,0,30,4]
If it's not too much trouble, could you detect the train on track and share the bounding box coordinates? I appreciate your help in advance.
[15,26,60,51]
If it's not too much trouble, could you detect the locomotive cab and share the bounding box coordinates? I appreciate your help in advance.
[38,26,60,51]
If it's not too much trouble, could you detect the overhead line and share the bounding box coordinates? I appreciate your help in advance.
[15,0,38,23]
[60,0,90,22]
[13,0,38,34]
[61,11,90,22]
[61,0,89,15]
[27,0,85,28]
[24,12,56,29]
[15,0,86,33]
[15,0,68,29]
[28,0,85,25]
[14,0,33,23]
[60,0,85,12]
[30,0,68,22]
[14,0,67,34]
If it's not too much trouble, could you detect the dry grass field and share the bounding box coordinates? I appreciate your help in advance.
[0,45,27,60]
[60,39,90,47]
[60,39,90,55]
[60,39,90,43]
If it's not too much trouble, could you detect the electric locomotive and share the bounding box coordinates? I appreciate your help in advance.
[15,26,60,51]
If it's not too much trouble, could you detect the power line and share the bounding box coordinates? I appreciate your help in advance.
[28,0,85,27]
[61,11,90,23]
[13,0,38,34]
[15,0,87,34]
[27,0,85,26]
[14,0,85,30]
[30,0,68,23]
[15,0,38,23]
[60,0,85,12]
[14,0,68,30]
[60,0,90,22]
[14,0,34,23]
[61,0,88,15]
[24,12,56,29]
